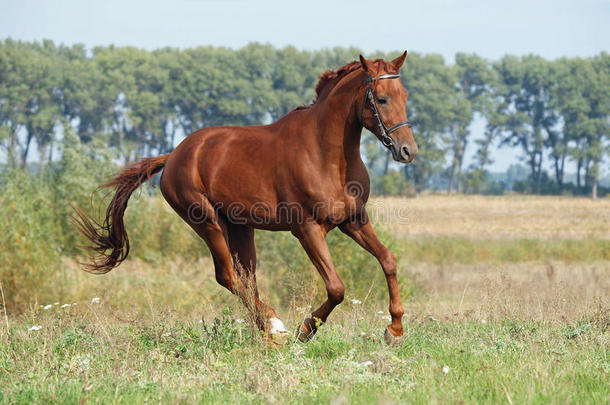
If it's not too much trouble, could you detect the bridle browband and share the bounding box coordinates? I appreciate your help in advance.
[359,73,414,148]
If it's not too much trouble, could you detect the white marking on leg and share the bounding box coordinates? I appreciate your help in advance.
[269,317,289,335]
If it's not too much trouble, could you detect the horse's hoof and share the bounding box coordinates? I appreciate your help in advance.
[268,317,290,345]
[296,323,315,343]
[384,327,404,346]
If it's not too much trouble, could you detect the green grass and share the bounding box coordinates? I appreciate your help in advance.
[1,307,608,404]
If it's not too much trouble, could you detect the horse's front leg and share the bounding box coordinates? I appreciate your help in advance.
[292,221,345,342]
[339,214,405,345]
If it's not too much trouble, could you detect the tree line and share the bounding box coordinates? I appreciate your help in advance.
[0,39,608,197]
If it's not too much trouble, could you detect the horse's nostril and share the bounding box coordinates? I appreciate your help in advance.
[401,146,410,158]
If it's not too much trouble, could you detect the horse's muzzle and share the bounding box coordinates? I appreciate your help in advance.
[391,143,417,163]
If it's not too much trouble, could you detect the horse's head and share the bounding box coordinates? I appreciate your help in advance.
[359,52,418,163]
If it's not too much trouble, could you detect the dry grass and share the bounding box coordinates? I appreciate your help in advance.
[18,256,607,329]
[7,194,608,324]
[403,261,609,322]
[369,195,610,240]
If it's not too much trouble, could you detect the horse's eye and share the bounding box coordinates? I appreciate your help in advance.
[377,97,387,105]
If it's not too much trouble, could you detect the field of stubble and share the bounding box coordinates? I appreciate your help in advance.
[1,195,608,404]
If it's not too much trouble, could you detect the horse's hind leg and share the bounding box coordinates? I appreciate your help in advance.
[227,223,289,341]
[226,223,258,296]
[168,191,287,343]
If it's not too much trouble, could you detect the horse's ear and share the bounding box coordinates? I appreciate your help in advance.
[359,54,374,73]
[391,51,407,70]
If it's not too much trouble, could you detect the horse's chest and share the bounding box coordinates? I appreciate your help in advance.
[309,192,365,226]
[297,167,369,225]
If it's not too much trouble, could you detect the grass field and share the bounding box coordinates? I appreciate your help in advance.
[1,306,608,404]
[1,195,609,404]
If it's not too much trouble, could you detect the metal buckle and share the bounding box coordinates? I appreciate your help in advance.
[381,134,394,147]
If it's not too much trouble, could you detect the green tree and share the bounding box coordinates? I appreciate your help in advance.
[451,53,493,193]
[1,40,606,197]
[402,53,456,193]
[551,54,609,197]
[583,53,609,198]
[0,40,62,169]
[494,55,558,193]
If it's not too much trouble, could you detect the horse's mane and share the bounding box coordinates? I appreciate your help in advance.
[294,59,388,111]
[313,61,363,102]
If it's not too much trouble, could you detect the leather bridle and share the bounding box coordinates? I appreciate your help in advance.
[359,73,414,148]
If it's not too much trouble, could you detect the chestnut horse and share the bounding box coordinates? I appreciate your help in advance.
[73,53,418,345]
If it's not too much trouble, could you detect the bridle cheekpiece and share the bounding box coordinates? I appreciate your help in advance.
[359,73,414,148]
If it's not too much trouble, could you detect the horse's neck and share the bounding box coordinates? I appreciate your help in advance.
[314,73,365,171]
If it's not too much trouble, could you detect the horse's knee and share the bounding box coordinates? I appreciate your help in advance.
[327,280,345,305]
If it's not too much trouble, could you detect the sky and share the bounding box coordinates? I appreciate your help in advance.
[1,0,608,171]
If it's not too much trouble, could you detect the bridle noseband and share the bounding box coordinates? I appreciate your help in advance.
[359,73,414,148]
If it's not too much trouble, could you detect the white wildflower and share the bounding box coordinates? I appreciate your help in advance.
[377,310,384,315]
[442,365,450,374]
[362,360,374,367]
[481,319,487,324]
[54,302,59,306]
[381,315,392,321]
[28,325,42,332]
[403,313,409,318]
[351,299,362,305]
[235,318,245,324]
[428,315,439,322]
[61,304,71,308]
[43,304,52,310]
[91,297,101,304]
[73,354,91,372]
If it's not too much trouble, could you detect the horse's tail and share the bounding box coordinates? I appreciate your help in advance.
[71,154,170,274]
